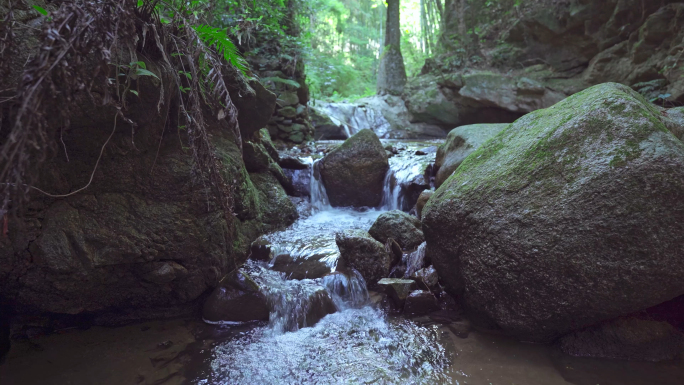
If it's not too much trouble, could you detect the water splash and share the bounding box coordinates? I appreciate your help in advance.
[380,144,435,211]
[321,269,369,310]
[201,307,453,385]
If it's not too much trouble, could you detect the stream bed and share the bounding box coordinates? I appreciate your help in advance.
[1,140,683,385]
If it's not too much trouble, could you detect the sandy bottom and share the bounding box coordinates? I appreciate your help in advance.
[1,316,683,385]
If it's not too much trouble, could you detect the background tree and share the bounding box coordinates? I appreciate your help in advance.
[377,0,407,95]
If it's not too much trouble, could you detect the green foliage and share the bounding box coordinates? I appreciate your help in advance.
[193,24,248,74]
[32,5,48,16]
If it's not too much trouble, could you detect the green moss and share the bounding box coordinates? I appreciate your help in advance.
[428,83,674,210]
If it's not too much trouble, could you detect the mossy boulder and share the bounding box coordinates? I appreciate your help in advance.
[423,83,684,343]
[320,129,389,207]
[336,229,392,289]
[435,124,508,188]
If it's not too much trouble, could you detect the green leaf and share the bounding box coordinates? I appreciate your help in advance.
[135,68,159,80]
[193,24,248,75]
[32,5,48,16]
[179,71,192,80]
[130,61,146,69]
[129,90,139,96]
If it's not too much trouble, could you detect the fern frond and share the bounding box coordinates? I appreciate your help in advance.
[193,24,248,75]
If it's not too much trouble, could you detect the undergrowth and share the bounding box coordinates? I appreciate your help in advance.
[0,0,251,231]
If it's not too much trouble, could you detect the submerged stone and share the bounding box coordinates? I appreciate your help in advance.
[404,290,440,316]
[203,270,269,324]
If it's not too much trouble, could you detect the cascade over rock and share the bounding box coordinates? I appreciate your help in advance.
[320,129,389,208]
[423,83,684,342]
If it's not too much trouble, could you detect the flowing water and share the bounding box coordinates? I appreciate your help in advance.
[2,141,684,385]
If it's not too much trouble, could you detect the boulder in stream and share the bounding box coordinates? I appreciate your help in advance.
[415,190,434,220]
[423,83,684,343]
[369,210,424,250]
[336,229,392,289]
[320,129,389,208]
[435,123,508,187]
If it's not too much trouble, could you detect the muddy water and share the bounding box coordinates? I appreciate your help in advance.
[1,141,684,384]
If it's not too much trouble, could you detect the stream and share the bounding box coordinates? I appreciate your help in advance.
[1,141,684,385]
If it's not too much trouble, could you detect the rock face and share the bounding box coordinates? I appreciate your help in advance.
[404,290,440,316]
[320,129,389,208]
[559,318,684,362]
[377,278,416,308]
[0,45,297,323]
[423,83,684,342]
[202,269,269,323]
[435,124,508,187]
[407,2,684,131]
[336,230,392,288]
[369,210,424,250]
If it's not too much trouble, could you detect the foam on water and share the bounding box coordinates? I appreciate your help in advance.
[198,307,452,385]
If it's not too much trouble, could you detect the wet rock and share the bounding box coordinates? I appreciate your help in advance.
[423,83,684,343]
[404,242,428,277]
[282,167,311,197]
[435,124,508,187]
[279,154,309,170]
[271,253,333,280]
[404,290,440,316]
[377,278,416,308]
[662,107,684,142]
[202,270,270,323]
[411,266,439,291]
[369,210,424,250]
[257,129,280,162]
[320,129,389,208]
[336,229,391,289]
[249,235,275,262]
[368,291,391,312]
[559,318,684,362]
[288,131,305,144]
[415,190,433,220]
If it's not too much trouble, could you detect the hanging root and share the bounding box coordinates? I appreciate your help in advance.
[0,0,249,229]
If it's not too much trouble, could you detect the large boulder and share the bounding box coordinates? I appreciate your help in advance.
[336,229,392,288]
[435,124,508,187]
[368,210,424,250]
[320,129,389,208]
[423,83,684,343]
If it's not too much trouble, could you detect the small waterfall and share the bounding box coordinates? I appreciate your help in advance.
[310,159,331,213]
[342,124,353,138]
[380,170,402,211]
[321,270,369,310]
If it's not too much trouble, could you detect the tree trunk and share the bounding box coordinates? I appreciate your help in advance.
[377,0,407,95]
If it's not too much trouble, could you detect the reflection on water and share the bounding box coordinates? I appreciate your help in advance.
[194,307,452,385]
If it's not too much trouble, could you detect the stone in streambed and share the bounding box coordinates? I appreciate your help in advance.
[404,290,440,316]
[320,129,389,208]
[203,269,269,323]
[369,210,424,250]
[377,278,416,308]
[559,317,684,362]
[336,229,392,289]
[423,83,684,343]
